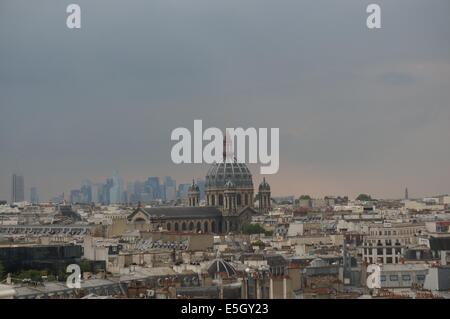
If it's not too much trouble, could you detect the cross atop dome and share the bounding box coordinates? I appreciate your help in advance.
[223,132,234,162]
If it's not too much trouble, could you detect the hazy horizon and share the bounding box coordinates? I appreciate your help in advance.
[1,0,450,201]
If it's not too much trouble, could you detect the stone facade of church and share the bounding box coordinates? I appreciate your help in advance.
[128,145,271,234]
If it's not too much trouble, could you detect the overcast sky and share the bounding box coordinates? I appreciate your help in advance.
[1,0,449,201]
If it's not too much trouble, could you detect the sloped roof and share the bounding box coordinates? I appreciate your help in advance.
[128,206,223,221]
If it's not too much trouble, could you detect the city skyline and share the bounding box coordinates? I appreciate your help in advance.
[3,170,447,204]
[1,0,450,303]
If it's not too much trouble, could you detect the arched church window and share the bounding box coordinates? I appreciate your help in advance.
[134,218,146,224]
[219,194,223,206]
[182,222,187,231]
[237,194,241,206]
[167,223,171,231]
[189,222,194,231]
[174,223,179,231]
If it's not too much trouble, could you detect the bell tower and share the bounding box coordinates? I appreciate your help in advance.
[258,178,271,214]
[223,180,237,215]
[188,179,200,207]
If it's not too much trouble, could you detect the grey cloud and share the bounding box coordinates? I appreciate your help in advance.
[0,0,449,200]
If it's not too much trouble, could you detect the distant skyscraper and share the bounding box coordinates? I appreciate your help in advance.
[164,176,176,202]
[70,189,82,203]
[145,177,162,200]
[109,171,124,204]
[80,180,92,204]
[11,174,25,203]
[135,181,144,203]
[100,178,113,204]
[91,183,101,204]
[127,181,143,204]
[177,183,191,199]
[126,181,135,203]
[30,187,39,204]
[405,187,409,200]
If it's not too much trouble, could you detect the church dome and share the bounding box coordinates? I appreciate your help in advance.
[207,258,237,278]
[206,160,253,189]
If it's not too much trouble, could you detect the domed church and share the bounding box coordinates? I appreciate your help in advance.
[128,138,271,234]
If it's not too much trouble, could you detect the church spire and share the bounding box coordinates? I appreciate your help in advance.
[223,132,233,162]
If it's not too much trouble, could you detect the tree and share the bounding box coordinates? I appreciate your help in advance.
[356,194,372,201]
[15,269,48,282]
[251,240,265,248]
[264,230,273,236]
[242,224,266,235]
[299,195,311,200]
[79,260,92,273]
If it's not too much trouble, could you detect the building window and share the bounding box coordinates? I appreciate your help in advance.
[416,275,425,281]
[167,223,171,231]
[402,275,411,281]
[219,195,223,206]
[380,275,386,282]
[389,275,398,281]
